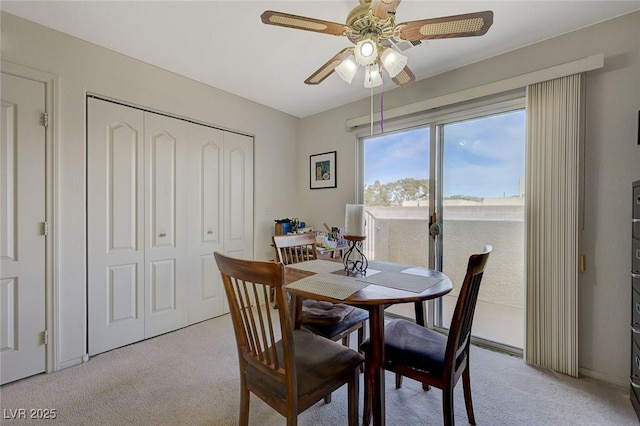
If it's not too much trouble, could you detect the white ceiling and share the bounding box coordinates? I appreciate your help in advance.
[3,1,639,118]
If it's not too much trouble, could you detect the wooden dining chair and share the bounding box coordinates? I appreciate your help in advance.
[272,233,369,403]
[361,245,492,426]
[272,233,369,346]
[214,252,364,426]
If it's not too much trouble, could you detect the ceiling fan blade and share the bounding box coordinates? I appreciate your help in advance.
[261,10,347,36]
[397,11,493,41]
[391,65,415,87]
[305,48,354,85]
[370,0,402,19]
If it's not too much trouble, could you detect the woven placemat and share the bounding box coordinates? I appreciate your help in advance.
[286,259,344,274]
[357,270,442,293]
[286,273,368,300]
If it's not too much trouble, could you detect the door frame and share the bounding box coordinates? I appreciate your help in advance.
[2,61,58,373]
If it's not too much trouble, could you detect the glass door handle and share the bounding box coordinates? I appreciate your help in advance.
[429,212,440,237]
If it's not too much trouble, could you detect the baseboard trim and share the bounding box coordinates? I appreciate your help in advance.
[579,366,627,387]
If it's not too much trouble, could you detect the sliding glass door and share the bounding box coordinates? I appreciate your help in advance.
[360,100,525,350]
[362,126,432,321]
[438,109,525,349]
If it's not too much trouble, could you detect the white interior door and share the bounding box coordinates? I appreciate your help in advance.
[143,113,189,337]
[88,98,254,352]
[223,133,253,314]
[223,132,254,261]
[1,72,47,384]
[87,98,145,355]
[187,124,224,324]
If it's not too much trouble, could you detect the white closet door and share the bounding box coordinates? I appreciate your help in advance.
[87,98,145,356]
[88,98,254,351]
[143,113,189,338]
[223,132,254,261]
[1,73,46,384]
[187,125,225,324]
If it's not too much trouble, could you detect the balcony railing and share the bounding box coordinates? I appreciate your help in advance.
[364,202,524,348]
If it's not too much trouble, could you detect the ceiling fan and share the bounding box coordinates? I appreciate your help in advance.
[261,0,493,88]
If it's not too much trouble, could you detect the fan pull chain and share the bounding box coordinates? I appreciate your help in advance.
[370,85,374,136]
[380,69,385,134]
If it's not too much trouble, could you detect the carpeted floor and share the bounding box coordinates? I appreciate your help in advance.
[1,312,637,425]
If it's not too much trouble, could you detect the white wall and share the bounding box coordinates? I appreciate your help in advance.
[1,12,300,370]
[298,11,640,382]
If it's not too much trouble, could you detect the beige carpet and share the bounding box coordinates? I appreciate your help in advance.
[0,312,636,425]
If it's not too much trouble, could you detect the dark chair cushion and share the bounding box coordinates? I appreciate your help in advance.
[302,305,369,340]
[247,329,365,398]
[361,318,447,375]
[301,300,355,325]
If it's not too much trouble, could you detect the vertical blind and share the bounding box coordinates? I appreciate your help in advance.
[524,73,583,377]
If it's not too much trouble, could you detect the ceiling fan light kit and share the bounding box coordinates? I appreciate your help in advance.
[335,55,359,84]
[261,0,493,89]
[364,64,383,88]
[355,38,378,65]
[380,48,408,78]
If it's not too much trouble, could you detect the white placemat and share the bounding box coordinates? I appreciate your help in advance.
[357,270,443,293]
[286,259,344,274]
[286,273,368,300]
[401,267,435,277]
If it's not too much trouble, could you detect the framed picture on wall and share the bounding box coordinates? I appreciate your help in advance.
[310,151,337,189]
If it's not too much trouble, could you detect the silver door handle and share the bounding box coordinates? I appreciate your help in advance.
[159,233,167,238]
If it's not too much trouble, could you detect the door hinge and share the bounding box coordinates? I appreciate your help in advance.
[42,221,49,236]
[41,112,49,127]
[43,330,49,345]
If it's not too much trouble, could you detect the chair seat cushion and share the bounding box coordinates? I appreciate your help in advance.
[247,329,365,399]
[301,300,354,325]
[361,318,447,375]
[302,305,369,340]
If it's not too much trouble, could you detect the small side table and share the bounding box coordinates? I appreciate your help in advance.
[342,235,368,275]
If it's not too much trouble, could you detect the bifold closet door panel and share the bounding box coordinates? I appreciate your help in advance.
[223,132,254,260]
[144,112,190,338]
[87,98,145,356]
[187,124,225,324]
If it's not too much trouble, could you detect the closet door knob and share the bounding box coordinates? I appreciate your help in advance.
[159,232,167,238]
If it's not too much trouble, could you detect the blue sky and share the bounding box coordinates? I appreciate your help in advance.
[364,110,525,198]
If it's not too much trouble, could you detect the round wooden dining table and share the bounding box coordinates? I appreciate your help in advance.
[284,259,453,426]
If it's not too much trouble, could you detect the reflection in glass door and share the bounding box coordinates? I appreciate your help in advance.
[362,127,431,321]
[437,109,525,349]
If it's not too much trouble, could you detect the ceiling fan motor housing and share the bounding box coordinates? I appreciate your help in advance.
[345,2,396,45]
